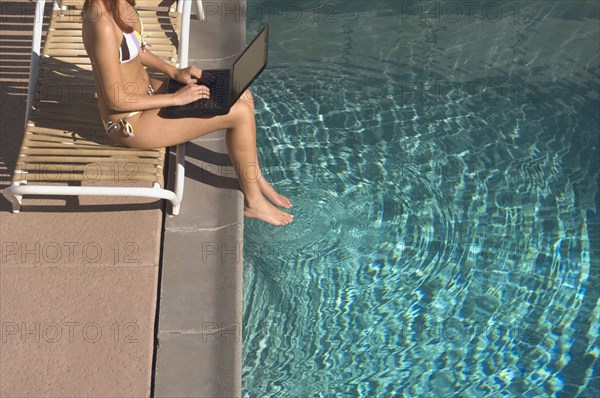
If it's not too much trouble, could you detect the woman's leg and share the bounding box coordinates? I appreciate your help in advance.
[236,90,292,209]
[122,85,293,225]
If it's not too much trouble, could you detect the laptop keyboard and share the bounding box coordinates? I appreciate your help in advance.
[164,68,232,117]
[195,70,229,110]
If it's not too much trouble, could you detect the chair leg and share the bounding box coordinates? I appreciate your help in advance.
[12,195,22,214]
[152,182,181,216]
[171,202,180,216]
[171,143,186,217]
[3,183,23,214]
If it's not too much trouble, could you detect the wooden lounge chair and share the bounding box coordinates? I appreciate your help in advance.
[2,0,204,215]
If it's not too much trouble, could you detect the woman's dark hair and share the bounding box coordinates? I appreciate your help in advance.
[82,0,137,33]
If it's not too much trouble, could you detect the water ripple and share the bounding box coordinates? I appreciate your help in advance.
[243,2,599,396]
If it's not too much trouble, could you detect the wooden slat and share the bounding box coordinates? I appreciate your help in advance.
[50,10,181,22]
[26,130,101,142]
[60,0,177,7]
[49,21,179,31]
[28,99,96,111]
[27,117,104,131]
[22,140,158,151]
[45,33,178,45]
[17,155,164,165]
[31,101,97,110]
[50,8,180,15]
[26,125,103,139]
[39,61,94,71]
[42,48,177,58]
[25,125,98,137]
[29,109,98,122]
[21,147,163,157]
[18,163,161,174]
[40,56,175,65]
[45,42,176,51]
[24,138,111,149]
[47,29,177,40]
[40,55,91,63]
[18,163,160,173]
[25,135,105,147]
[135,0,178,7]
[28,111,100,125]
[13,172,161,183]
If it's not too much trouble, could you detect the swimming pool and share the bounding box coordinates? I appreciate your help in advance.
[242,1,599,396]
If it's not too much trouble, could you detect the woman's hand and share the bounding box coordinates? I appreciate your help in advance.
[172,66,203,84]
[173,84,210,106]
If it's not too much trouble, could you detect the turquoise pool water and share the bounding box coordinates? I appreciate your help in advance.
[242,1,599,397]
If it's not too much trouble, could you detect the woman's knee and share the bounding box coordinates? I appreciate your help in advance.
[238,89,255,111]
[240,89,253,102]
[230,95,254,123]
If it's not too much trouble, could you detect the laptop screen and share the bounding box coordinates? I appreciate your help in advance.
[231,26,268,102]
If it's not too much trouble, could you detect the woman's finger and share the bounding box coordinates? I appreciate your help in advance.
[190,66,202,78]
[194,85,209,94]
[192,86,209,98]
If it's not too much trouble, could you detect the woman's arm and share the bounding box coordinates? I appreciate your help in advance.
[139,49,178,79]
[140,49,208,85]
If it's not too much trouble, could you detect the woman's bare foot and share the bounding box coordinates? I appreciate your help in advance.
[258,178,293,208]
[245,197,294,226]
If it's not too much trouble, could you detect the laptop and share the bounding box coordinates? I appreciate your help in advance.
[161,24,269,118]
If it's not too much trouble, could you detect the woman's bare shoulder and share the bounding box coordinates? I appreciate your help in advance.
[82,3,115,37]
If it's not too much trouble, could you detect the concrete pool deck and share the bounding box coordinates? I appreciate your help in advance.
[153,2,246,395]
[0,0,245,396]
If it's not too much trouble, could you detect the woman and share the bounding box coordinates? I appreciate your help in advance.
[81,0,293,226]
